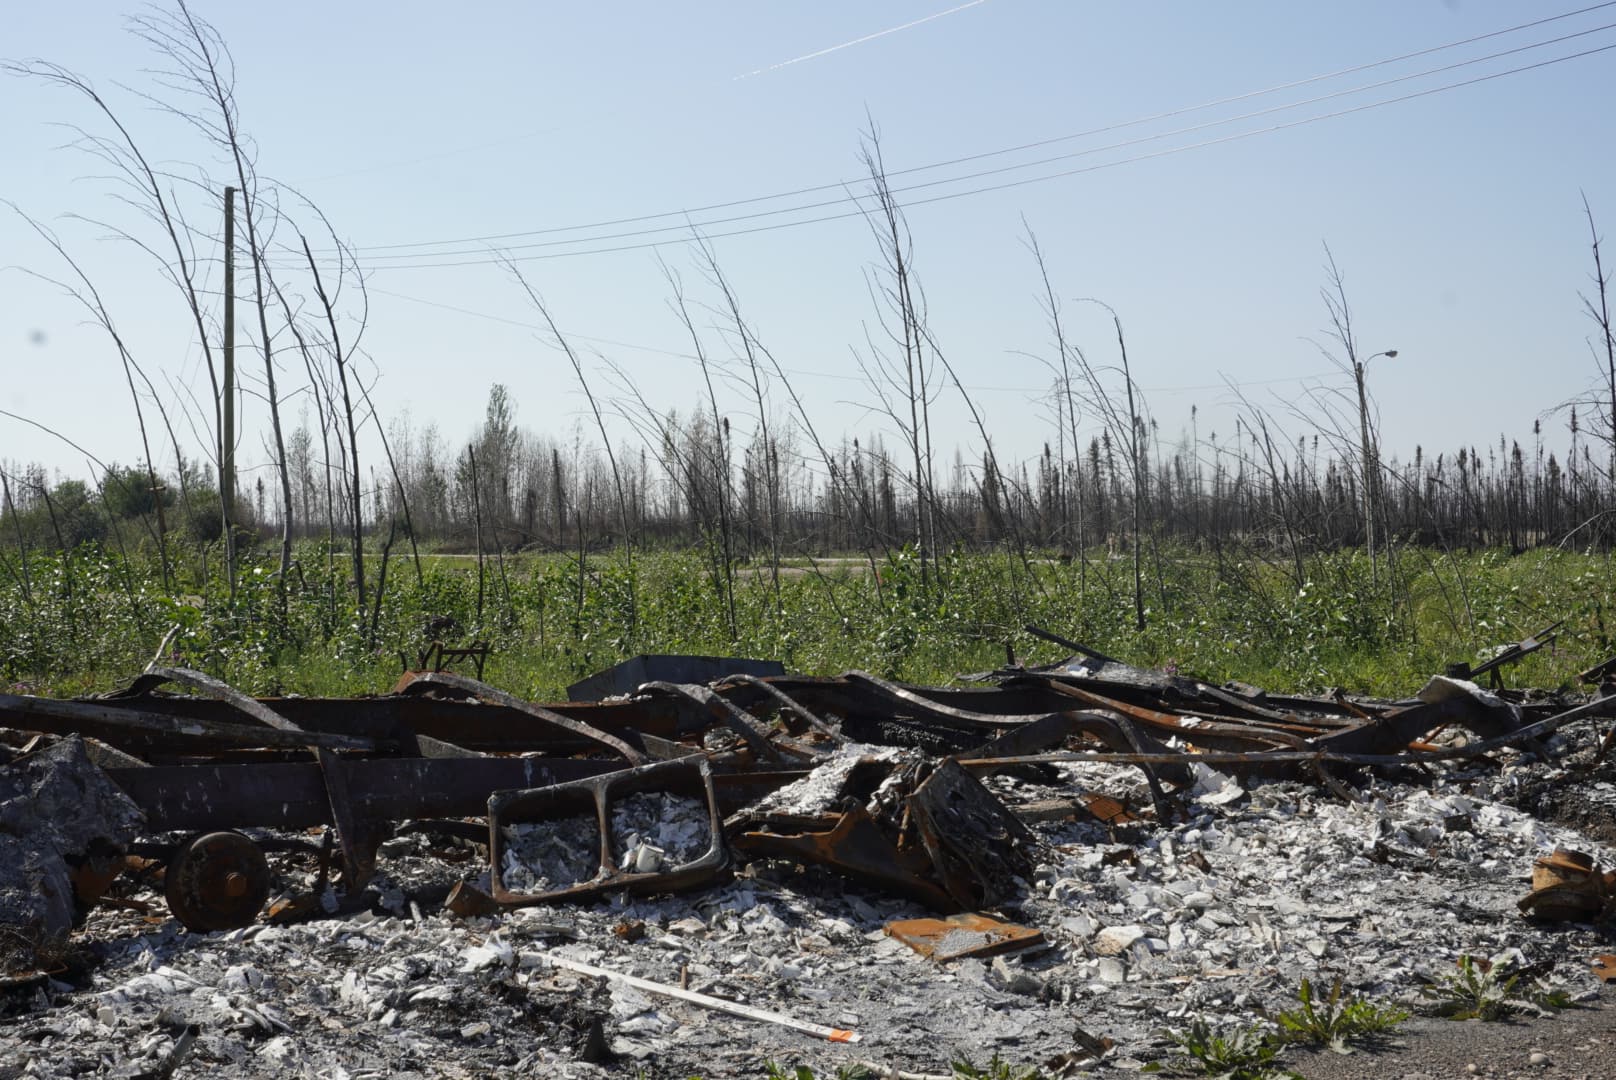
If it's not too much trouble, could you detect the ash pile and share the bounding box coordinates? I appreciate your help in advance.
[5,631,1616,1078]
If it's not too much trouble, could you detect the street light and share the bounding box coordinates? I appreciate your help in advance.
[1353,349,1398,584]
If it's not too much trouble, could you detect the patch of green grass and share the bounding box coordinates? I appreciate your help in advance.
[7,541,1616,699]
[1271,976,1407,1053]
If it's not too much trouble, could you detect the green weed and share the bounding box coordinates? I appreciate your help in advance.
[762,1064,873,1080]
[1148,1019,1301,1080]
[1271,976,1407,1053]
[1421,955,1573,1021]
[950,1052,1049,1080]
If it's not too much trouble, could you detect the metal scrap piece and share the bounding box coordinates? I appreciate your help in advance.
[1518,848,1614,922]
[885,913,1046,962]
[909,759,1038,910]
[732,804,957,911]
[714,673,850,745]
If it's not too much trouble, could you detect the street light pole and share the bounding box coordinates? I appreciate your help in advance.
[1354,349,1397,585]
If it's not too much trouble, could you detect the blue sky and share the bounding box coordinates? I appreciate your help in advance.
[3,1,1615,489]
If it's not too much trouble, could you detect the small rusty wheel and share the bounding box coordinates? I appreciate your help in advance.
[165,830,270,932]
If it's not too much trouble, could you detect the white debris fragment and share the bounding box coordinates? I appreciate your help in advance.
[743,743,901,816]
[1189,763,1246,806]
[1417,674,1519,716]
[1093,925,1147,956]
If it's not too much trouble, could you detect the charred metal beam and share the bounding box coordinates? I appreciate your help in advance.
[637,681,785,764]
[108,757,622,832]
[0,693,377,754]
[393,671,648,764]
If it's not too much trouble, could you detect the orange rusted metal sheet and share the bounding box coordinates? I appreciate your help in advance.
[885,912,1046,962]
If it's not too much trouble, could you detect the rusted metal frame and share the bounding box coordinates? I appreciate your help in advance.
[1202,678,1387,724]
[960,709,1194,792]
[1035,678,1314,751]
[144,667,375,886]
[109,757,622,832]
[87,688,690,753]
[842,671,1041,729]
[734,675,1070,724]
[395,670,648,764]
[1313,698,1497,757]
[957,695,1616,769]
[487,755,727,905]
[117,668,676,741]
[0,693,377,753]
[731,805,959,911]
[1026,672,1365,732]
[1331,691,1378,720]
[1111,714,1181,822]
[1451,691,1616,757]
[1465,620,1564,684]
[637,681,786,764]
[907,759,1038,909]
[1190,682,1326,726]
[714,673,850,745]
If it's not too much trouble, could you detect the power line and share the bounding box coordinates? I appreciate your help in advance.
[341,20,1616,265]
[310,41,1616,271]
[368,285,1346,395]
[313,2,1616,256]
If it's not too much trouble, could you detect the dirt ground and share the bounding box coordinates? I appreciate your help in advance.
[1283,1003,1616,1080]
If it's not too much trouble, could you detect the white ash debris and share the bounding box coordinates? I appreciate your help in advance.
[1186,763,1246,807]
[610,792,711,872]
[501,814,602,893]
[742,743,907,816]
[6,730,1616,1078]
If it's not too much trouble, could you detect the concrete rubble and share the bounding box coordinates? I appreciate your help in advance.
[0,737,144,966]
[3,645,1616,1077]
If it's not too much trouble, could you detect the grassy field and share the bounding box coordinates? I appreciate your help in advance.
[0,541,1610,699]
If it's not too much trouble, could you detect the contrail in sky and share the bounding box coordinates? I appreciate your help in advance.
[734,0,995,80]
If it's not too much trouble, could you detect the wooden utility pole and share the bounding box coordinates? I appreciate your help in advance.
[222,185,237,590]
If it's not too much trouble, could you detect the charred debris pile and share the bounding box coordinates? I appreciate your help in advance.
[4,628,1616,1077]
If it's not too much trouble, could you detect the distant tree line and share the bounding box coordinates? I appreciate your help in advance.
[5,1,1616,646]
[5,382,1610,567]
